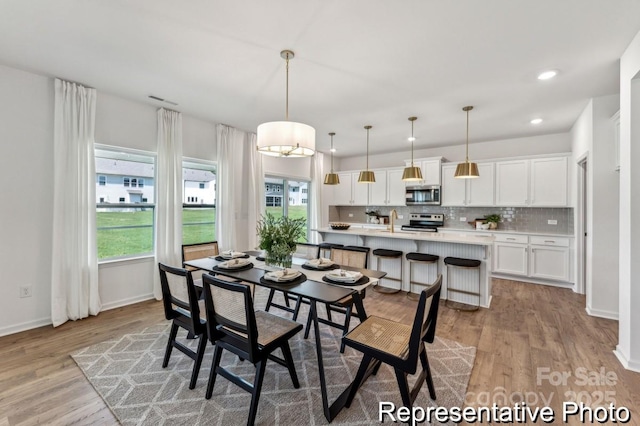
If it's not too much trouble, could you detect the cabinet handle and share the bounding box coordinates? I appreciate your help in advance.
[507,238,516,241]
[544,240,555,243]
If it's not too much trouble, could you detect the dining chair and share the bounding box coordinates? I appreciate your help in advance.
[304,245,371,353]
[158,262,208,390]
[264,242,319,320]
[182,241,219,282]
[343,274,443,411]
[202,274,303,426]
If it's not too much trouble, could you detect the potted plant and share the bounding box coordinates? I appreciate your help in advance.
[365,209,380,224]
[484,214,501,230]
[256,213,306,268]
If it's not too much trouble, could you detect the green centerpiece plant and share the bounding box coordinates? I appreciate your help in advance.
[257,213,306,268]
[484,214,501,229]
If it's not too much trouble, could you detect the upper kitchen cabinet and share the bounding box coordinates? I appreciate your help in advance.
[495,159,529,206]
[332,172,369,206]
[369,168,406,206]
[530,157,568,206]
[467,162,495,206]
[441,163,466,206]
[404,157,442,186]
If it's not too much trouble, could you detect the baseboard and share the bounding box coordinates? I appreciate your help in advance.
[614,347,640,373]
[585,306,619,320]
[491,273,573,288]
[0,317,52,337]
[101,293,156,311]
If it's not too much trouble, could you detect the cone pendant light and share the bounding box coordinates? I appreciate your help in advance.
[402,116,423,181]
[358,125,375,183]
[324,132,340,185]
[454,106,480,178]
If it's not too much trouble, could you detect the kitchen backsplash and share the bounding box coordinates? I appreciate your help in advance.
[330,205,574,235]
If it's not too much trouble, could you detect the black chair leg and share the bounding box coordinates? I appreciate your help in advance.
[280,342,300,388]
[304,307,313,339]
[292,297,303,322]
[340,305,353,353]
[283,291,291,308]
[372,359,383,376]
[265,289,276,312]
[394,368,413,409]
[205,345,223,399]
[247,359,268,426]
[420,349,437,400]
[162,322,179,368]
[189,331,207,389]
[325,303,333,321]
[346,354,373,408]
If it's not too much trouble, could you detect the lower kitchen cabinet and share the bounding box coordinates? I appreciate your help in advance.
[494,242,528,276]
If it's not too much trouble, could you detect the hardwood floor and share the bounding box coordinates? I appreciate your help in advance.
[1,279,638,425]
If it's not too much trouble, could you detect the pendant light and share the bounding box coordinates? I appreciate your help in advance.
[402,116,423,181]
[257,50,315,157]
[454,106,480,178]
[358,125,375,183]
[324,132,340,185]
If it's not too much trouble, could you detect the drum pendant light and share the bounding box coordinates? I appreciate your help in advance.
[454,106,480,178]
[358,125,375,183]
[402,116,423,181]
[256,50,315,157]
[323,132,340,185]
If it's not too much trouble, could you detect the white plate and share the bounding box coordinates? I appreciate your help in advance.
[220,251,246,259]
[324,269,363,283]
[304,258,335,269]
[217,259,251,269]
[264,269,302,282]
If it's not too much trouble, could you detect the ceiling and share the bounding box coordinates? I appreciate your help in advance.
[1,0,640,158]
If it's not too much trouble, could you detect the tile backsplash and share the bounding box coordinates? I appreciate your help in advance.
[330,205,574,235]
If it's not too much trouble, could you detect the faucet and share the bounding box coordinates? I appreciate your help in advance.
[389,209,398,233]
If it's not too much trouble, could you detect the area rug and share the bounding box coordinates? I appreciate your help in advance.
[71,291,476,425]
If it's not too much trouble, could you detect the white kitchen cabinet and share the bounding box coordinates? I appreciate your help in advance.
[386,168,407,205]
[441,163,466,206]
[493,233,528,276]
[529,236,570,281]
[530,157,568,206]
[404,157,442,186]
[368,169,387,205]
[495,159,529,206]
[467,162,495,206]
[331,172,369,205]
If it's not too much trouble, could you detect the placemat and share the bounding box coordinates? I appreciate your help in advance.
[212,262,254,272]
[301,263,340,271]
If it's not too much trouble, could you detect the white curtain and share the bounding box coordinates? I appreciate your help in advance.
[216,125,264,251]
[51,79,101,327]
[309,152,324,244]
[154,108,183,300]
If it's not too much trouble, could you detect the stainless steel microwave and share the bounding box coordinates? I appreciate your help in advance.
[405,185,441,205]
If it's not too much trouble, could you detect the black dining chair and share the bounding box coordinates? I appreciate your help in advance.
[343,274,442,411]
[202,274,303,426]
[158,262,208,389]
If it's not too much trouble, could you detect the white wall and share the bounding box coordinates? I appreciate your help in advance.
[571,96,620,320]
[337,132,571,171]
[617,29,640,372]
[0,65,54,335]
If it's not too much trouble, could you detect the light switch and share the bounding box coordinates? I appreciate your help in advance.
[460,217,467,222]
[397,215,403,219]
[348,213,354,218]
[548,219,557,225]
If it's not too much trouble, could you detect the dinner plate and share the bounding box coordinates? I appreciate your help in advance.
[322,275,370,287]
[213,260,253,271]
[260,271,307,286]
[301,260,339,270]
[215,254,250,261]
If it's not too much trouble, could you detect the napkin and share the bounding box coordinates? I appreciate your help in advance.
[221,250,246,259]
[325,269,363,283]
[305,257,334,268]
[218,258,251,269]
[264,269,301,282]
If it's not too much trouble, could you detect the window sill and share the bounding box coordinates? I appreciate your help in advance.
[98,254,155,268]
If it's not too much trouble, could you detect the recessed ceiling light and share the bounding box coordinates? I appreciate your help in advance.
[537,70,557,80]
[530,118,543,125]
[407,136,416,142]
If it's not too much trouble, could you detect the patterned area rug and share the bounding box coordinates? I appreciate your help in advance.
[72,290,476,425]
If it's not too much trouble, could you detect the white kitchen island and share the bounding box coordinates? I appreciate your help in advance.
[314,227,495,308]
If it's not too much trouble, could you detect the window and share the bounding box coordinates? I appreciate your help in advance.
[264,177,309,241]
[139,178,144,188]
[98,175,106,186]
[96,147,155,260]
[183,159,216,245]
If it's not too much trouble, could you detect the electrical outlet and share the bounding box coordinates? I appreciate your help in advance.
[460,217,467,222]
[348,213,354,218]
[548,219,558,225]
[20,286,32,298]
[397,215,403,219]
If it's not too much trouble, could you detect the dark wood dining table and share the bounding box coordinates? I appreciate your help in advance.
[184,251,386,423]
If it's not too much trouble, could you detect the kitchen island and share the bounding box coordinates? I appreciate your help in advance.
[314,227,494,308]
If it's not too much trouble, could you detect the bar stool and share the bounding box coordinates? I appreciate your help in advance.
[372,248,403,294]
[318,242,344,259]
[444,256,481,311]
[405,252,439,301]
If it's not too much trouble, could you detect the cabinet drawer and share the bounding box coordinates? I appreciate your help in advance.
[494,234,528,244]
[529,236,570,247]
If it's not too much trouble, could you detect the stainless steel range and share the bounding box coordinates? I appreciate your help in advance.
[401,213,444,232]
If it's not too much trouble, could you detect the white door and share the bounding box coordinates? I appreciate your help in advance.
[493,243,528,276]
[441,164,466,206]
[467,162,495,206]
[495,160,529,206]
[530,157,568,206]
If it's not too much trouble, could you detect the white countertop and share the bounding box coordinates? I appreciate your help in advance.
[314,227,495,246]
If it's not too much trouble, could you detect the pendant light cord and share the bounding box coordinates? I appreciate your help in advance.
[366,127,370,171]
[285,55,289,121]
[330,133,334,172]
[465,108,470,162]
[411,119,415,166]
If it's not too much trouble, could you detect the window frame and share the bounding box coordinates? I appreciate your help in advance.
[182,157,217,245]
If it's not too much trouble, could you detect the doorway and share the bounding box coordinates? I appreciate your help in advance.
[576,156,588,295]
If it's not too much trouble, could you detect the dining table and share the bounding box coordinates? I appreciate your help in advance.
[184,251,386,423]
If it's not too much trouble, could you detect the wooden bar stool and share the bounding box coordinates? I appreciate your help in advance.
[372,248,403,294]
[444,256,481,311]
[405,252,439,301]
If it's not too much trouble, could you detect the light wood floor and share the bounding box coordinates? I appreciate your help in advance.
[1,279,638,425]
